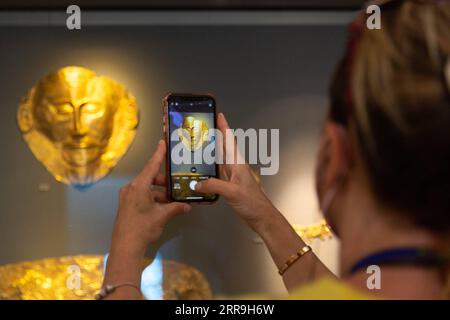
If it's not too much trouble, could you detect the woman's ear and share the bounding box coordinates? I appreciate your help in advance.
[315,121,353,198]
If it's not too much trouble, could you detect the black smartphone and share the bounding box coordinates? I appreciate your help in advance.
[163,93,219,203]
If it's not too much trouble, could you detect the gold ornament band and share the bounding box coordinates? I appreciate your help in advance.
[278,245,312,276]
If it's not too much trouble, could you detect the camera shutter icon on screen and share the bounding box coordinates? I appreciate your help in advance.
[17,66,139,189]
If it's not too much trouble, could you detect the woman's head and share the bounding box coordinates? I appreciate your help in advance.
[316,1,450,235]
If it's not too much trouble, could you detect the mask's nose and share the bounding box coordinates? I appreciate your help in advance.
[72,107,87,139]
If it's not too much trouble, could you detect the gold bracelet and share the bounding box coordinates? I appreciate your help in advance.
[278,245,312,275]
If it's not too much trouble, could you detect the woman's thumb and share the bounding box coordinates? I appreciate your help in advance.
[195,178,236,199]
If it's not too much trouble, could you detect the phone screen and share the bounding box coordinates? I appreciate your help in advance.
[165,94,218,202]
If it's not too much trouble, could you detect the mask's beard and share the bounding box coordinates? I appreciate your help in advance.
[60,145,106,187]
[62,146,101,167]
[66,166,95,186]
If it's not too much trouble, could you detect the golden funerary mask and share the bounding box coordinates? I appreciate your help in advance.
[17,66,139,188]
[178,116,209,151]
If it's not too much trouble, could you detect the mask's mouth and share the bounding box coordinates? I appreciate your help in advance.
[63,141,98,150]
[61,142,102,167]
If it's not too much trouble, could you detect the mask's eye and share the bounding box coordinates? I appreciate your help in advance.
[52,103,73,115]
[81,102,103,115]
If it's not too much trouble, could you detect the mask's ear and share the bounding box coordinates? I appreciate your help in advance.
[315,121,353,207]
[17,89,35,133]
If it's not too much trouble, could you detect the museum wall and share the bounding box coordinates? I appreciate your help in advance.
[0,25,345,296]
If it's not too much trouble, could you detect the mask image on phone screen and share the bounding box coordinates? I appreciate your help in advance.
[166,95,218,202]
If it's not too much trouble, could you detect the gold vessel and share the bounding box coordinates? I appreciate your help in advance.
[0,255,212,300]
[293,219,333,241]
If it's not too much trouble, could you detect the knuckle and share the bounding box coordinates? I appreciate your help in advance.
[228,184,240,198]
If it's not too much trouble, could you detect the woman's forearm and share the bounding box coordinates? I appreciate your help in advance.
[102,242,144,300]
[257,208,335,292]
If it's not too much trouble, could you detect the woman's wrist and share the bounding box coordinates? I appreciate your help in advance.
[110,219,149,258]
[110,236,147,261]
[250,204,284,238]
[104,242,145,286]
[254,206,304,250]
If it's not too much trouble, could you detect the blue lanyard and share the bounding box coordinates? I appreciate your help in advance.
[350,247,448,275]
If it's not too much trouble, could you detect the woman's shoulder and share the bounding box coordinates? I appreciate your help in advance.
[220,277,376,300]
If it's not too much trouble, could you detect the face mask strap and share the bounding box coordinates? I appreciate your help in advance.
[319,173,349,217]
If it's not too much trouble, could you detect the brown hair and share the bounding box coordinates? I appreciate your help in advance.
[329,1,450,233]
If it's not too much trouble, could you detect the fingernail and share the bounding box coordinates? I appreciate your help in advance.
[194,182,201,191]
[218,113,224,120]
[159,139,164,145]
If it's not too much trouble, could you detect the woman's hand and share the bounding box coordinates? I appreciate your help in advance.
[195,113,279,235]
[195,113,332,291]
[102,140,191,299]
[111,140,191,256]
